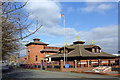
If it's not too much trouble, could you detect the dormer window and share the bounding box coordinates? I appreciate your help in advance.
[85,46,101,53]
[60,49,68,54]
[61,50,63,54]
[96,48,99,53]
[65,50,68,53]
[92,48,95,52]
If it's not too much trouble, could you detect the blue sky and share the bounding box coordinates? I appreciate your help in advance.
[20,1,118,56]
[60,2,118,30]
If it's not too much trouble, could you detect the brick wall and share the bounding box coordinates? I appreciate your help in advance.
[26,44,46,64]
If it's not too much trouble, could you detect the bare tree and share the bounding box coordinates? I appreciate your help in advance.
[1,1,42,60]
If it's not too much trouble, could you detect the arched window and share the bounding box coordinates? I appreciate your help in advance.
[36,56,38,61]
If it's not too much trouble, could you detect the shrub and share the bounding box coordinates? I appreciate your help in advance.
[112,63,118,66]
[34,65,37,68]
[47,65,52,68]
[69,65,73,68]
[102,64,107,66]
[38,65,41,68]
[54,65,60,68]
[93,65,98,67]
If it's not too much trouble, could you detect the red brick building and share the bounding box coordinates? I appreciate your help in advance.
[25,38,60,64]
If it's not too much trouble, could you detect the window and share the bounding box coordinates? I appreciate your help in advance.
[61,50,63,54]
[97,48,99,53]
[36,56,38,61]
[92,48,95,52]
[65,50,68,53]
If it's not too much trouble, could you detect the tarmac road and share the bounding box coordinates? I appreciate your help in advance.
[2,66,119,79]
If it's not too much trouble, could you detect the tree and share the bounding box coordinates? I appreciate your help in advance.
[1,1,42,60]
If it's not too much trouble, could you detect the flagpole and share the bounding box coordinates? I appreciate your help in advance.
[64,16,66,65]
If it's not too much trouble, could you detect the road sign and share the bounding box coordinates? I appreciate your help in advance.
[65,64,69,68]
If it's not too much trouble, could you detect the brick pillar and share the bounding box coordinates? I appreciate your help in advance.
[45,62,47,70]
[87,60,89,67]
[98,59,101,66]
[74,60,77,69]
[60,60,63,71]
[51,61,54,69]
[108,59,111,66]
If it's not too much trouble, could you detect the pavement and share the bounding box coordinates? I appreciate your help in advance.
[1,66,120,79]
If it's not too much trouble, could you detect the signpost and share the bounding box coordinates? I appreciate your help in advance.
[65,64,69,68]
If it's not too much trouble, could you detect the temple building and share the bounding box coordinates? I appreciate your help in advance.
[25,38,60,64]
[46,39,118,67]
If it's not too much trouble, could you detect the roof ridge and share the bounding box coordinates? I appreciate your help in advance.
[78,45,82,56]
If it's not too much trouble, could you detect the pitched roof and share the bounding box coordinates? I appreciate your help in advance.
[47,44,117,58]
[60,45,75,50]
[25,41,49,46]
[73,41,85,44]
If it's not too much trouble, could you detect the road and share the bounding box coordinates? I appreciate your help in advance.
[2,66,119,79]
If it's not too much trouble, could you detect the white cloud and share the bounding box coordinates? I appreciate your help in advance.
[80,3,114,13]
[45,25,118,54]
[82,25,118,54]
[98,4,113,10]
[25,0,61,28]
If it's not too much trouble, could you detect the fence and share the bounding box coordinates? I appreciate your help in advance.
[53,61,60,69]
[19,59,120,72]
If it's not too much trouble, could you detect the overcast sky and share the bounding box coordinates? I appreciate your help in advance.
[20,0,118,56]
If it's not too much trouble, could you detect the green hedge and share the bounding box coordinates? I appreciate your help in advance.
[54,65,60,69]
[102,64,107,66]
[112,63,118,66]
[47,65,52,68]
[69,65,73,68]
[93,65,99,67]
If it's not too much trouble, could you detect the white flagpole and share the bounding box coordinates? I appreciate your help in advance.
[64,16,66,65]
